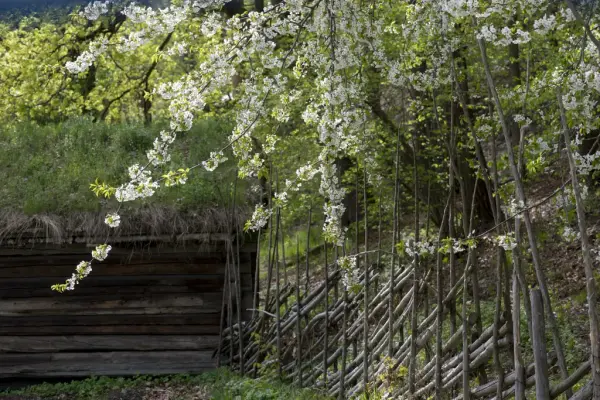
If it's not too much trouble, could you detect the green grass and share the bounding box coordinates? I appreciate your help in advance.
[0,117,244,214]
[0,369,331,400]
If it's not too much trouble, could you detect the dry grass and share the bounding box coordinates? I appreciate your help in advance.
[0,206,250,247]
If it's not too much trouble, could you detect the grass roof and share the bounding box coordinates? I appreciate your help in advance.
[0,117,251,243]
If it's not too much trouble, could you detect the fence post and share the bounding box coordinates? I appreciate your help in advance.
[531,288,550,400]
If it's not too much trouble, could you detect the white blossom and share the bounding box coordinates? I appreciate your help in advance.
[339,255,358,289]
[65,38,108,74]
[495,234,517,251]
[562,226,580,243]
[247,204,271,231]
[91,244,112,262]
[534,14,556,35]
[76,261,92,277]
[104,212,121,228]
[202,151,228,172]
[80,1,110,21]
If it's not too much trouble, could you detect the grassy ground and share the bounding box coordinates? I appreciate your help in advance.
[0,369,330,400]
[0,117,243,214]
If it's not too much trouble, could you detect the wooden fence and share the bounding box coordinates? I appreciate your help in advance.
[219,243,593,399]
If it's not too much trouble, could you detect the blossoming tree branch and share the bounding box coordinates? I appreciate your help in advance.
[47,0,600,290]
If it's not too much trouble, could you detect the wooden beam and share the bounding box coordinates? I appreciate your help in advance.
[0,293,224,316]
[0,351,216,378]
[0,262,252,278]
[0,335,220,352]
[0,325,220,335]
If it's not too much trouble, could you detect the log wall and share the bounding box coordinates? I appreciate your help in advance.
[0,242,255,381]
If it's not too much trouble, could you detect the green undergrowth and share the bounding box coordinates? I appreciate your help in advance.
[0,117,244,215]
[0,369,331,400]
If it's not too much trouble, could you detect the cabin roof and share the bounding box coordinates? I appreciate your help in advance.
[0,206,250,247]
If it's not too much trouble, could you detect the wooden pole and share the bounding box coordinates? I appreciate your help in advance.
[477,31,570,389]
[305,207,312,297]
[531,289,550,400]
[558,88,600,400]
[363,164,370,397]
[513,261,526,400]
[408,130,420,395]
[324,240,329,389]
[389,128,401,357]
[275,208,282,379]
[296,235,302,386]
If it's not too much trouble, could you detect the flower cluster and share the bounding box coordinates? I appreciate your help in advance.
[562,226,580,243]
[246,204,271,232]
[339,255,358,290]
[503,198,526,216]
[439,238,469,255]
[62,261,92,291]
[80,1,110,21]
[477,26,531,46]
[533,14,556,35]
[573,150,600,176]
[115,164,159,202]
[104,212,121,228]
[65,38,108,74]
[147,130,176,166]
[494,234,517,251]
[92,244,112,262]
[405,239,436,258]
[202,151,228,172]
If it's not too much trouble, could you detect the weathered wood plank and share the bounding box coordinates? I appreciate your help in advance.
[0,274,252,297]
[0,262,252,278]
[0,245,256,258]
[0,313,221,327]
[0,325,221,335]
[0,293,223,316]
[0,252,237,268]
[0,335,220,352]
[0,351,216,378]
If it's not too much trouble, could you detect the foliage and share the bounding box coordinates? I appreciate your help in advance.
[0,369,330,400]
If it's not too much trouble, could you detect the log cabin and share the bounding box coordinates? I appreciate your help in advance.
[0,207,256,385]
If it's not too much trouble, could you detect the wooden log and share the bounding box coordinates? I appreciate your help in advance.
[489,355,558,400]
[0,245,250,257]
[0,351,215,378]
[531,288,550,400]
[0,275,252,297]
[550,361,591,399]
[0,313,221,328]
[0,262,251,278]
[0,325,220,335]
[0,293,223,316]
[569,380,593,400]
[455,353,557,400]
[0,252,233,268]
[0,335,220,352]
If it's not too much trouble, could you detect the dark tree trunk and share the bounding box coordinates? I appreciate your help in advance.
[224,0,244,16]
